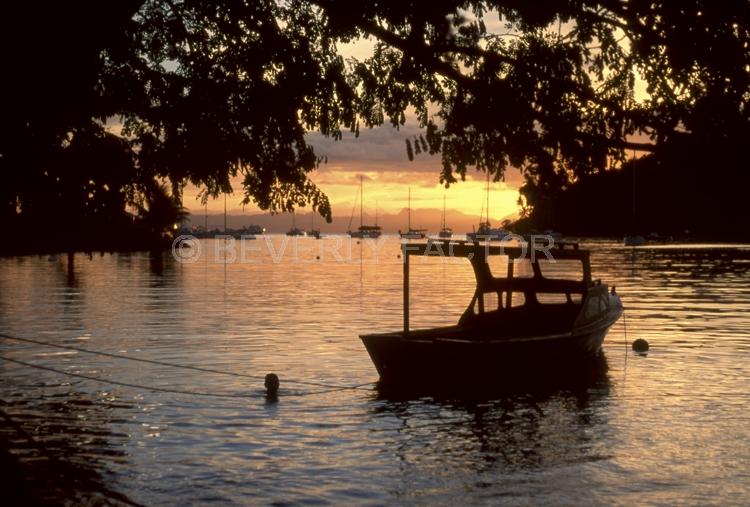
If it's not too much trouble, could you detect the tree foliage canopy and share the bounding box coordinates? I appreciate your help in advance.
[1,0,748,231]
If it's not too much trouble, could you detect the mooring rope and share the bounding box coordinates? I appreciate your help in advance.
[0,355,252,398]
[0,332,375,392]
[0,355,373,399]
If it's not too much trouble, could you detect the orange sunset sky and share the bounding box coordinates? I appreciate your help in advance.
[183,31,522,222]
[179,18,648,225]
[181,125,525,223]
[181,33,527,223]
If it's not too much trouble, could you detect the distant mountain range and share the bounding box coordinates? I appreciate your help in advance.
[184,208,516,234]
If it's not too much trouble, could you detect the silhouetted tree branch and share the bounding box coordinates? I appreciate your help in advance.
[1,0,747,241]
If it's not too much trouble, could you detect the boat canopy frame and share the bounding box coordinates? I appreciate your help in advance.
[401,240,594,336]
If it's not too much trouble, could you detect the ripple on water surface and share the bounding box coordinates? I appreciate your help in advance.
[1,237,749,505]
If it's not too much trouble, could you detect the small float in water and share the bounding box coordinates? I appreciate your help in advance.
[360,240,623,385]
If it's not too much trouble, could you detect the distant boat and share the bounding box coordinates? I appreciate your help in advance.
[466,172,508,242]
[237,226,258,239]
[246,225,265,235]
[286,212,304,236]
[438,194,453,238]
[467,222,508,242]
[348,176,382,238]
[231,231,254,240]
[623,235,646,246]
[308,211,321,239]
[399,188,427,239]
[360,241,623,385]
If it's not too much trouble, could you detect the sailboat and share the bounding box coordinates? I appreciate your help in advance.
[438,194,453,238]
[286,211,304,236]
[348,176,382,238]
[399,188,427,239]
[308,210,321,239]
[467,172,508,242]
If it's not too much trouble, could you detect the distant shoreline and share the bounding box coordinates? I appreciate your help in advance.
[3,234,750,258]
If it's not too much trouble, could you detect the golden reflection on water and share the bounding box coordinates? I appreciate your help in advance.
[0,237,749,504]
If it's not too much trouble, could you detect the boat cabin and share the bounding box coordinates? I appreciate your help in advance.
[401,240,612,339]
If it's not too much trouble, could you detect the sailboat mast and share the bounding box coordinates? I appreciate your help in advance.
[347,191,358,231]
[632,149,637,226]
[360,175,364,228]
[408,187,411,230]
[485,171,490,224]
[442,194,446,229]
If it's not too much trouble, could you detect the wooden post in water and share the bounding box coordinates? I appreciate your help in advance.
[403,244,409,336]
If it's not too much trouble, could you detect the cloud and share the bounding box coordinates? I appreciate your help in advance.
[306,121,525,184]
[306,122,439,170]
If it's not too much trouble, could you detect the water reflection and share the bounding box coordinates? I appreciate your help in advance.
[370,360,612,501]
[616,245,750,280]
[374,354,611,402]
[0,239,749,505]
[47,254,87,333]
[1,390,136,505]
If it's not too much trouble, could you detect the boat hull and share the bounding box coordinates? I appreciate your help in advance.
[349,231,382,238]
[466,230,508,242]
[360,309,621,385]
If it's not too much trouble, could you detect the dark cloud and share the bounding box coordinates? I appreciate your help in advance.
[306,122,440,171]
[306,122,525,186]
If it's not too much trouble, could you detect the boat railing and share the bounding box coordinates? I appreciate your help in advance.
[476,277,588,295]
[400,240,593,336]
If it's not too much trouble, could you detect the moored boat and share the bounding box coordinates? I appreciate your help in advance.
[438,228,453,239]
[286,213,304,236]
[246,224,265,235]
[399,188,427,239]
[348,176,382,239]
[438,194,453,239]
[360,240,623,385]
[399,230,427,239]
[309,210,321,239]
[467,221,508,242]
[466,172,508,242]
[349,225,382,239]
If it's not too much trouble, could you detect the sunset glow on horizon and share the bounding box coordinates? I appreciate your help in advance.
[182,167,523,223]
[181,119,525,222]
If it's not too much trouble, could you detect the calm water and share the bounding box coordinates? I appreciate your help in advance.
[1,237,749,506]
